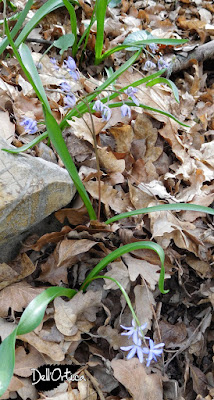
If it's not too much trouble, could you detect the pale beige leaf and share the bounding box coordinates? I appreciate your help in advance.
[0,281,44,317]
[54,291,102,336]
[18,332,64,361]
[123,254,161,290]
[0,111,15,143]
[98,147,125,173]
[14,345,45,377]
[134,285,155,330]
[103,260,129,291]
[111,358,163,400]
[57,239,98,268]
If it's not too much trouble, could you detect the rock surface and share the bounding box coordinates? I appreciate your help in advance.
[0,137,76,261]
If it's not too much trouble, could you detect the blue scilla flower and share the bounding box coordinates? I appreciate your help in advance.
[101,105,111,121]
[64,56,79,80]
[93,99,104,113]
[60,81,72,93]
[50,58,59,70]
[121,104,131,118]
[20,117,38,134]
[158,57,170,70]
[124,86,139,106]
[149,43,158,54]
[64,94,76,109]
[143,60,156,71]
[143,339,164,367]
[121,319,147,344]
[120,337,145,363]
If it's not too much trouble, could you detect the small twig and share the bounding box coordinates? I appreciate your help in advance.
[25,37,53,45]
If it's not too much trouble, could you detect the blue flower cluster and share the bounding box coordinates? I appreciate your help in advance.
[92,86,139,122]
[20,117,38,134]
[120,319,164,367]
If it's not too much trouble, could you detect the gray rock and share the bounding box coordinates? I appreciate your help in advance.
[0,137,76,261]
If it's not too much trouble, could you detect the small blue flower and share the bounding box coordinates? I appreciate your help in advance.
[124,86,139,106]
[120,337,145,363]
[20,118,38,134]
[50,58,59,70]
[93,100,104,113]
[64,94,76,109]
[60,81,72,93]
[143,60,156,71]
[143,339,164,367]
[64,57,79,80]
[64,56,76,71]
[121,104,131,118]
[149,43,158,53]
[158,57,170,70]
[101,105,111,121]
[121,319,147,344]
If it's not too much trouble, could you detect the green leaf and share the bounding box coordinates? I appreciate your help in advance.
[19,43,51,111]
[17,287,77,335]
[108,0,121,7]
[105,203,214,224]
[146,77,180,103]
[0,329,17,397]
[44,109,97,221]
[95,0,108,64]
[0,287,76,397]
[15,0,65,48]
[62,0,78,56]
[53,33,75,55]
[123,30,153,51]
[0,0,34,55]
[80,241,167,294]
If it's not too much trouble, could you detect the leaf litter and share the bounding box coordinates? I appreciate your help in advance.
[0,0,214,399]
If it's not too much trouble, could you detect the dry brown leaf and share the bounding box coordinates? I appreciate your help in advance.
[17,377,38,400]
[190,365,208,397]
[110,125,134,153]
[37,248,69,286]
[186,256,212,279]
[67,114,106,144]
[0,111,15,143]
[57,238,98,268]
[54,290,102,337]
[134,285,155,330]
[0,281,44,317]
[111,358,163,400]
[0,317,17,341]
[103,260,129,291]
[0,253,36,290]
[18,331,65,361]
[123,254,162,290]
[55,206,90,225]
[159,320,187,347]
[14,345,45,377]
[133,114,162,162]
[98,147,125,173]
[1,376,24,400]
[84,180,131,213]
[128,182,153,209]
[31,226,72,251]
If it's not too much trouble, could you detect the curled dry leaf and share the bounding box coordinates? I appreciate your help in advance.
[31,226,72,251]
[18,331,65,362]
[98,147,125,173]
[159,320,187,348]
[111,358,163,400]
[0,253,36,290]
[0,281,44,318]
[14,345,45,377]
[103,260,130,291]
[134,285,155,331]
[123,253,163,291]
[54,290,103,337]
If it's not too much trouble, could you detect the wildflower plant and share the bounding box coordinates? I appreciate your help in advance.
[0,1,214,397]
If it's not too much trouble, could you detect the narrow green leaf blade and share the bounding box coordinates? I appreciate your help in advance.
[81,241,167,294]
[146,77,180,103]
[95,0,108,64]
[44,109,97,220]
[0,329,17,397]
[19,43,51,111]
[105,203,214,224]
[17,287,77,335]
